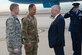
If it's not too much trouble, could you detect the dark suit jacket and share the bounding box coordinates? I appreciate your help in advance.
[64,10,82,33]
[48,14,65,48]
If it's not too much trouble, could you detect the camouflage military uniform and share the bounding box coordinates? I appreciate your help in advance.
[6,14,22,55]
[21,15,39,55]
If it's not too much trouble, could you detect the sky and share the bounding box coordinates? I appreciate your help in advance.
[0,0,82,12]
[0,0,44,12]
[0,0,12,12]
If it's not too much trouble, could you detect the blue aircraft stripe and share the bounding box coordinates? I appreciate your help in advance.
[9,0,60,3]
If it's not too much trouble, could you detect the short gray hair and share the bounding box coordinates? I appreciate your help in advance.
[51,5,61,10]
[10,3,19,11]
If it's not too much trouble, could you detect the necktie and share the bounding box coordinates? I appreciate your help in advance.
[76,11,78,14]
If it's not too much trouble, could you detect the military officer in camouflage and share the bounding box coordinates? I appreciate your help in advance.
[6,3,22,55]
[21,4,39,55]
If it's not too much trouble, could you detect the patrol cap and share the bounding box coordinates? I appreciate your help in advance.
[72,3,80,8]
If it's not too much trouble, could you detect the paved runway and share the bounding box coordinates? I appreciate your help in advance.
[0,28,73,55]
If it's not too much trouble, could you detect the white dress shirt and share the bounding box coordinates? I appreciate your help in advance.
[51,13,60,21]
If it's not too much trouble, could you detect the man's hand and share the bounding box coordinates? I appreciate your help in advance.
[14,48,20,53]
[26,42,32,48]
[37,37,39,43]
[79,13,82,16]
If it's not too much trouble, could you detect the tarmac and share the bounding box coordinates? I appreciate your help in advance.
[0,14,74,55]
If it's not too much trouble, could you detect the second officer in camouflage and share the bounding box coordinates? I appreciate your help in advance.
[21,4,39,55]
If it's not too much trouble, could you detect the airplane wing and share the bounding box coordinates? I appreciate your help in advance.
[43,0,82,8]
[9,0,82,8]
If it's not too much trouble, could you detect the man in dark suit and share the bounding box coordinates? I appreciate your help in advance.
[64,3,82,55]
[48,5,65,55]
